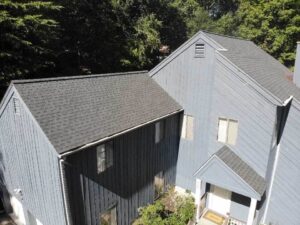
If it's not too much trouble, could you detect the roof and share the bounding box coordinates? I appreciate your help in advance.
[215,146,266,196]
[203,31,300,102]
[194,146,266,199]
[13,71,182,154]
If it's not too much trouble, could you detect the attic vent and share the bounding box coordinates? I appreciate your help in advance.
[13,98,20,115]
[195,43,205,58]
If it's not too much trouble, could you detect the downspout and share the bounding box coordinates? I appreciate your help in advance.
[261,96,293,223]
[59,158,72,225]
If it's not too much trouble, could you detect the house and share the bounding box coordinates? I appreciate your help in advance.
[0,71,183,225]
[150,31,300,225]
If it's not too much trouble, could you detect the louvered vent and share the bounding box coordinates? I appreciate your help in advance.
[195,43,205,58]
[13,98,20,115]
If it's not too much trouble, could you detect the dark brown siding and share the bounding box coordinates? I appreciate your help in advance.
[63,113,181,225]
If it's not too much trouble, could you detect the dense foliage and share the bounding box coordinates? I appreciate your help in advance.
[134,191,195,225]
[0,0,299,98]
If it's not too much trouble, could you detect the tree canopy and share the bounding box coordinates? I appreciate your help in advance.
[0,0,299,98]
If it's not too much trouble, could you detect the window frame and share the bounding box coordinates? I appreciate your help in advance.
[217,118,238,145]
[181,114,194,140]
[100,205,117,225]
[97,141,113,174]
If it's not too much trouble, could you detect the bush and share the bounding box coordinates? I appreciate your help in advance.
[134,190,195,225]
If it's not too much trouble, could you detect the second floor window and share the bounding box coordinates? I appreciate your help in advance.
[97,141,113,174]
[217,118,238,145]
[155,121,165,144]
[181,114,194,140]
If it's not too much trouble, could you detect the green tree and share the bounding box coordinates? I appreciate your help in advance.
[0,0,62,95]
[236,0,300,67]
[170,0,217,37]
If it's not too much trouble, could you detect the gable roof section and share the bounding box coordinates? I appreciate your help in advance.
[203,31,300,102]
[194,146,266,200]
[12,71,182,154]
[150,30,300,104]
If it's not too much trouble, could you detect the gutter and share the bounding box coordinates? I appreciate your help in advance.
[59,108,183,157]
[59,158,72,225]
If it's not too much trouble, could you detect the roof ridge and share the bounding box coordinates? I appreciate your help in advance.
[202,30,251,42]
[12,70,149,84]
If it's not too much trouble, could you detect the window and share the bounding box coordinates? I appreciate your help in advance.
[100,206,117,225]
[155,121,165,144]
[217,118,238,145]
[195,43,205,58]
[13,98,20,115]
[181,114,194,140]
[97,141,113,174]
[154,172,164,199]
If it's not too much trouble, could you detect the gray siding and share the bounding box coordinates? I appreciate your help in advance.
[0,88,66,225]
[152,37,216,192]
[63,114,181,225]
[265,102,300,225]
[208,58,276,177]
[152,37,276,193]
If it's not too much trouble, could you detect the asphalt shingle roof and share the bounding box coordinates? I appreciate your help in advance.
[13,71,182,154]
[216,146,266,196]
[204,31,300,102]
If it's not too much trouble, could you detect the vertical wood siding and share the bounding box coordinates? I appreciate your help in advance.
[208,59,276,177]
[152,37,216,192]
[0,91,66,225]
[265,103,300,224]
[63,114,181,225]
[152,37,276,194]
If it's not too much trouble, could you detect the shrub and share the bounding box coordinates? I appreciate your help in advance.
[134,190,195,225]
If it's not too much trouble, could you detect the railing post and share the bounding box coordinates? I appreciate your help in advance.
[247,198,257,225]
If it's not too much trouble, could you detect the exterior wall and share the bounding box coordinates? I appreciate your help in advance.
[152,36,276,193]
[207,58,276,178]
[152,37,216,192]
[265,102,300,225]
[63,114,181,225]
[0,88,66,225]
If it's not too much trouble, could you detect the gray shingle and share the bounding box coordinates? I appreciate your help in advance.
[204,31,300,102]
[216,146,266,196]
[13,71,182,154]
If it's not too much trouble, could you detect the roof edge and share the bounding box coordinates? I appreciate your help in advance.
[59,108,183,157]
[12,70,149,84]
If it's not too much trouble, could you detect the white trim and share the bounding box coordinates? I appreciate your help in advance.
[247,198,257,225]
[59,159,71,225]
[215,52,282,106]
[194,154,261,200]
[195,179,202,221]
[59,109,183,157]
[261,95,293,223]
[149,31,226,76]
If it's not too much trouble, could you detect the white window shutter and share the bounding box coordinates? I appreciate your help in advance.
[227,120,238,145]
[217,118,228,143]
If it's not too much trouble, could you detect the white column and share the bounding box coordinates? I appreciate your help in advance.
[195,179,202,221]
[247,198,257,225]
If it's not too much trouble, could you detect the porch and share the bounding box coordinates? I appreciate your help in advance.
[198,209,246,225]
[194,146,267,225]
